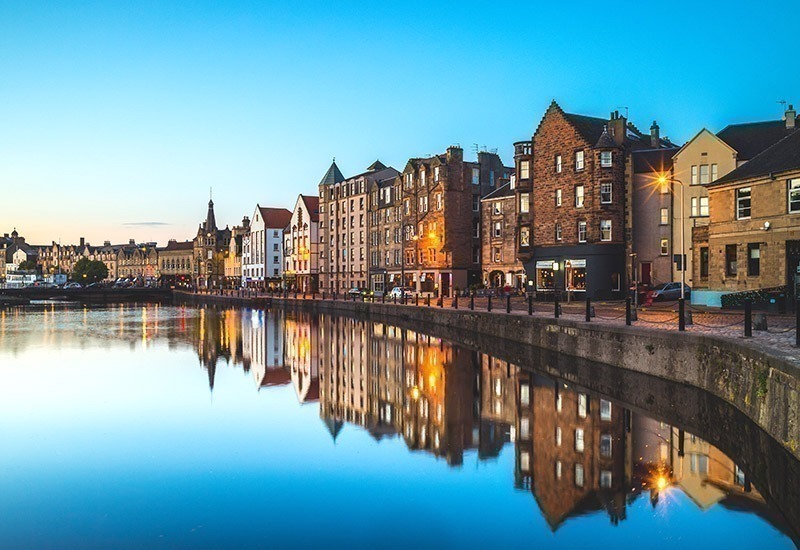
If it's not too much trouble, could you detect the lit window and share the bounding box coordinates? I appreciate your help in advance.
[600,220,612,241]
[575,186,585,208]
[519,160,530,179]
[661,238,669,255]
[520,227,530,247]
[575,150,585,171]
[736,187,751,219]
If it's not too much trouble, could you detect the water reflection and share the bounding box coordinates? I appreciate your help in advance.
[0,304,796,546]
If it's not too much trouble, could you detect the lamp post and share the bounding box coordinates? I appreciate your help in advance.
[629,252,638,310]
[657,175,687,301]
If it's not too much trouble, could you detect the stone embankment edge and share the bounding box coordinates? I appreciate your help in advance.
[176,292,800,461]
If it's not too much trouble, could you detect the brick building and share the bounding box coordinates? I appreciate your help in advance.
[318,160,399,292]
[520,101,674,299]
[397,146,510,297]
[693,128,800,304]
[480,177,527,289]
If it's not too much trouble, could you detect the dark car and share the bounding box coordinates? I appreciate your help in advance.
[648,282,691,301]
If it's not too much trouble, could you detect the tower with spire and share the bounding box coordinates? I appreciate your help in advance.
[193,194,231,290]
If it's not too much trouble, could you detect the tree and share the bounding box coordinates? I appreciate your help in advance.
[72,258,109,284]
[17,260,38,271]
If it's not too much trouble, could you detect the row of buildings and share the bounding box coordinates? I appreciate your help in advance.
[5,101,798,303]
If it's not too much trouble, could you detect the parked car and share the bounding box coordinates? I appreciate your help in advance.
[347,287,371,296]
[388,286,413,299]
[64,282,82,289]
[648,282,691,301]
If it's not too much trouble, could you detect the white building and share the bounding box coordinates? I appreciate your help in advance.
[284,195,320,292]
[242,205,292,289]
[242,308,290,390]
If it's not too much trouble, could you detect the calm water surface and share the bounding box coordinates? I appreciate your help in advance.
[0,304,797,548]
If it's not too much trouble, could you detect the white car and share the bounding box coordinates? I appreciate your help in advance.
[64,282,82,289]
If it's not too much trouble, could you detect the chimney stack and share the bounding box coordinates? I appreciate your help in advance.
[80,237,85,247]
[609,110,627,146]
[129,239,135,245]
[104,240,111,247]
[786,104,796,130]
[650,121,661,148]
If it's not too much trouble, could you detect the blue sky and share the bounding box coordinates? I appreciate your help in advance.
[0,0,796,245]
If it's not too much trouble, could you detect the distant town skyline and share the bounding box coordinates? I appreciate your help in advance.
[1,0,796,245]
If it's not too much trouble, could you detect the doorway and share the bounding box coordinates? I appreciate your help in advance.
[640,262,652,286]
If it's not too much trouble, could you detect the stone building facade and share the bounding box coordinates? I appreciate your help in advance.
[284,195,319,292]
[318,160,399,292]
[695,129,800,302]
[367,175,404,294]
[158,240,195,288]
[193,199,231,289]
[480,178,526,289]
[520,101,675,299]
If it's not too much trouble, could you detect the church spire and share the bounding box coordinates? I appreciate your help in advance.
[205,192,217,233]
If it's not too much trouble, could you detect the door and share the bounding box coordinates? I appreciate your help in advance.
[640,262,652,286]
[441,273,451,297]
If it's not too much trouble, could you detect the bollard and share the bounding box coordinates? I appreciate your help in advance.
[678,298,685,331]
[439,296,443,308]
[322,290,326,300]
[454,294,458,309]
[506,294,511,314]
[554,295,560,319]
[426,295,430,307]
[585,298,591,322]
[416,294,419,307]
[303,291,307,300]
[393,295,397,304]
[796,301,799,347]
[528,294,533,316]
[488,296,492,312]
[626,298,632,326]
[382,293,385,303]
[744,302,752,337]
[470,294,474,310]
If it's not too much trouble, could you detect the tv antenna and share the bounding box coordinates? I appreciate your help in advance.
[617,106,629,119]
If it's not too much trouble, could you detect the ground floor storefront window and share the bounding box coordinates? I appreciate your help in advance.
[565,259,586,292]
[535,261,555,291]
[420,272,436,293]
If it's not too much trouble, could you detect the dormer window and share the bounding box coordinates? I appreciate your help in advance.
[600,151,612,167]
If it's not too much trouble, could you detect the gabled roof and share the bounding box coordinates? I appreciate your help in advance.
[318,161,345,186]
[160,240,194,252]
[257,206,293,230]
[564,112,608,144]
[717,120,795,161]
[671,128,737,160]
[300,195,320,222]
[712,129,800,186]
[367,160,386,171]
[481,181,515,200]
[594,126,617,149]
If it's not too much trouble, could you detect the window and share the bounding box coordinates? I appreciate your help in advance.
[600,399,612,421]
[473,220,480,238]
[520,384,530,405]
[490,170,495,186]
[575,150,585,171]
[726,244,738,276]
[748,243,760,276]
[600,151,612,167]
[736,187,751,219]
[520,226,530,247]
[660,238,669,255]
[555,155,562,173]
[520,451,530,471]
[600,471,612,488]
[493,221,502,238]
[578,393,587,418]
[691,165,698,185]
[519,160,530,179]
[555,461,562,480]
[492,202,502,215]
[697,196,709,217]
[472,168,480,185]
[555,223,562,241]
[789,179,800,213]
[700,247,709,278]
[575,464,584,487]
[434,166,440,182]
[600,434,612,457]
[711,163,718,182]
[660,208,669,225]
[435,193,442,211]
[700,164,710,184]
[556,189,562,207]
[520,193,530,213]
[600,182,612,203]
[575,428,585,452]
[575,186,585,207]
[420,169,426,186]
[577,221,587,243]
[472,195,479,211]
[600,220,612,241]
[555,427,562,446]
[691,197,698,217]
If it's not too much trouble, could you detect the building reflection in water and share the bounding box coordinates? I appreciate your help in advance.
[181,306,790,536]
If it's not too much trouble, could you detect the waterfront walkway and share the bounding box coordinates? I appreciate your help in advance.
[186,289,800,362]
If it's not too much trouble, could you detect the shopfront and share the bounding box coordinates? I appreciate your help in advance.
[528,244,626,300]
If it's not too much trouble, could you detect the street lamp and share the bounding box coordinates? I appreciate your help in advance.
[656,175,686,301]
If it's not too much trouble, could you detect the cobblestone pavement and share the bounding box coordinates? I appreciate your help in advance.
[211,290,800,362]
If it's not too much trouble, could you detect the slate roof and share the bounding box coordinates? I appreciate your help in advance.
[594,127,617,149]
[318,161,346,186]
[257,207,292,230]
[632,147,679,173]
[564,112,608,144]
[717,120,796,161]
[159,240,194,252]
[712,129,800,186]
[482,181,515,200]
